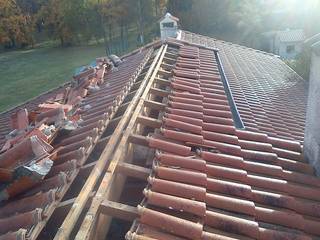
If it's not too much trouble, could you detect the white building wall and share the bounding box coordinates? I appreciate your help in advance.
[278,42,302,59]
[304,49,320,174]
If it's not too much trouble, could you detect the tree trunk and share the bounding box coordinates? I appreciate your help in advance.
[60,36,64,47]
[108,23,113,53]
[138,0,144,45]
[125,24,129,50]
[120,19,124,52]
[155,0,159,16]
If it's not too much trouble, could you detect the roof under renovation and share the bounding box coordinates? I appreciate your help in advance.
[0,29,316,240]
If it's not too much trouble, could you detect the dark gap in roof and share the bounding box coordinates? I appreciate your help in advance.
[120,178,146,206]
[146,204,199,223]
[70,200,93,239]
[148,109,162,120]
[142,126,155,137]
[106,218,132,240]
[113,111,124,119]
[101,123,118,138]
[62,168,91,201]
[38,205,71,238]
[123,93,135,104]
[86,144,104,164]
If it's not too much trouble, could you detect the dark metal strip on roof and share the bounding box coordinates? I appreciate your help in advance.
[214,50,245,129]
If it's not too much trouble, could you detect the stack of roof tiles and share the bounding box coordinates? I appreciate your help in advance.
[126,44,320,239]
[0,88,65,149]
[0,49,149,239]
[181,31,307,142]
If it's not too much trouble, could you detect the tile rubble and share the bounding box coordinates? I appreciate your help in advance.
[0,47,150,239]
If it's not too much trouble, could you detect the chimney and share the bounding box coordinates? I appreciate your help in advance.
[159,13,180,40]
[304,34,320,174]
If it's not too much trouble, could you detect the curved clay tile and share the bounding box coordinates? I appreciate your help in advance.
[157,153,206,172]
[0,229,27,240]
[161,129,203,144]
[148,137,191,156]
[164,118,202,134]
[144,190,206,217]
[138,206,202,240]
[165,113,203,126]
[148,177,206,202]
[0,208,42,234]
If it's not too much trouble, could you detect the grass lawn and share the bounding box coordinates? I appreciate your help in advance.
[0,44,107,113]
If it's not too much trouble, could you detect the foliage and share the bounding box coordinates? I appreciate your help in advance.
[286,46,312,80]
[0,0,168,49]
[0,0,34,48]
[1,0,319,60]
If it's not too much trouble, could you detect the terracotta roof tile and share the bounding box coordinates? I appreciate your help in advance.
[126,42,320,240]
[181,31,307,143]
[0,47,151,238]
[0,35,315,239]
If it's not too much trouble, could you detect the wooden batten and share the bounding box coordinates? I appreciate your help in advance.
[100,201,139,222]
[72,45,168,240]
[53,48,156,240]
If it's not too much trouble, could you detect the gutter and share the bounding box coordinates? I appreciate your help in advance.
[214,50,245,129]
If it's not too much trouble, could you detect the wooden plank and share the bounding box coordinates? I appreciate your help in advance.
[144,100,166,111]
[116,162,150,180]
[74,45,168,240]
[116,101,130,115]
[128,134,149,146]
[124,90,138,102]
[109,115,122,124]
[155,77,171,86]
[163,56,176,64]
[131,81,142,91]
[150,87,170,97]
[78,161,96,178]
[137,116,162,129]
[97,135,111,144]
[57,192,95,210]
[165,51,178,58]
[99,201,139,221]
[53,48,155,240]
[161,62,174,71]
[158,69,171,78]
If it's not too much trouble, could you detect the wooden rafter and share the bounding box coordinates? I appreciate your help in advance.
[52,45,166,240]
[74,45,170,240]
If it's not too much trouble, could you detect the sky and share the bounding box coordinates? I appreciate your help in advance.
[262,0,320,36]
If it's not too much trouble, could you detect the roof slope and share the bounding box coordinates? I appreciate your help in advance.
[181,31,307,142]
[126,42,320,240]
[0,30,313,240]
[0,47,150,239]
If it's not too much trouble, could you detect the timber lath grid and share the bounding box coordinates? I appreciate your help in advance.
[71,43,183,240]
[35,44,157,239]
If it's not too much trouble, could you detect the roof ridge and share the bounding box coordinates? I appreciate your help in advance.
[182,30,278,57]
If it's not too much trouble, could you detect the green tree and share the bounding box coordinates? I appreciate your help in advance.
[38,0,90,46]
[0,0,34,48]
